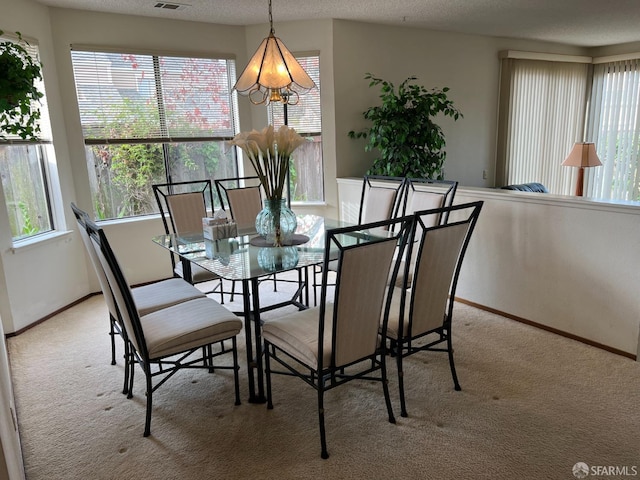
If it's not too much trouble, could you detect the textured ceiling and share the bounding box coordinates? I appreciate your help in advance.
[33,0,640,48]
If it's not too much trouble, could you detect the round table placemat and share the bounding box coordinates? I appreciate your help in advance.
[249,234,310,247]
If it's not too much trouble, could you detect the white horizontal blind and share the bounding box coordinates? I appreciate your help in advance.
[270,55,321,134]
[70,49,236,143]
[505,59,588,194]
[586,60,640,201]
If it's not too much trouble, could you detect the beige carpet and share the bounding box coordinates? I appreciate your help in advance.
[7,280,640,480]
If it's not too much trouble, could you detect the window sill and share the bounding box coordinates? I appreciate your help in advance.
[10,230,74,254]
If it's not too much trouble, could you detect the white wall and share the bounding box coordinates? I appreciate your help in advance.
[338,177,640,357]
[0,0,87,333]
[454,188,640,357]
[331,20,589,185]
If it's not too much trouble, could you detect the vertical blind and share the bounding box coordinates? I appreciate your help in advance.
[504,59,589,194]
[70,48,237,143]
[586,60,640,201]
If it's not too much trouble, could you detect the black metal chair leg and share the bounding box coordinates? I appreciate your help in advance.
[447,330,461,391]
[232,337,241,406]
[109,315,117,365]
[230,280,236,302]
[122,340,130,395]
[265,343,274,410]
[318,385,329,459]
[143,369,153,437]
[127,350,135,399]
[381,353,396,424]
[397,345,408,417]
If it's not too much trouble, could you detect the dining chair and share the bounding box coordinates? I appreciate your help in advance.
[215,176,296,295]
[358,174,407,225]
[153,180,227,302]
[71,202,206,395]
[263,215,413,459]
[84,215,243,437]
[385,201,483,417]
[214,176,264,232]
[312,174,407,305]
[402,178,457,215]
[393,177,459,288]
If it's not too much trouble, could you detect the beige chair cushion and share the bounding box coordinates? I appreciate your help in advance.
[385,222,470,340]
[166,192,207,234]
[174,262,219,283]
[141,297,242,359]
[226,186,262,231]
[385,286,409,340]
[361,187,397,224]
[133,278,205,317]
[262,304,334,370]
[407,190,445,218]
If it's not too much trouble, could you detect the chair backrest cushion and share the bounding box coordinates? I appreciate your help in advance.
[362,186,398,224]
[88,225,144,356]
[409,222,469,336]
[166,192,207,235]
[225,186,263,231]
[407,191,445,225]
[333,237,397,367]
[71,204,119,320]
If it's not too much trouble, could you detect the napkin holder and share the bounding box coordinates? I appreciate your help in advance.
[203,217,238,241]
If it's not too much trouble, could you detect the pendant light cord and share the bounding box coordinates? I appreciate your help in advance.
[269,0,274,35]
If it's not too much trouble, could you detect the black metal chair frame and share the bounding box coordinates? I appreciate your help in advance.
[400,177,459,228]
[264,215,413,459]
[392,201,483,417]
[71,202,127,382]
[215,175,305,299]
[215,175,260,216]
[84,217,241,437]
[357,174,407,225]
[153,179,228,301]
[312,175,407,306]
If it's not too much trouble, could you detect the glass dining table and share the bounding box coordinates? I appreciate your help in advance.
[152,214,351,403]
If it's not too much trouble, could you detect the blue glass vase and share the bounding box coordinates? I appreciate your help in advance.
[255,197,297,246]
[257,246,299,272]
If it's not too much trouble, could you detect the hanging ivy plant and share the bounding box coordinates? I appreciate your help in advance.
[348,73,462,180]
[0,30,43,140]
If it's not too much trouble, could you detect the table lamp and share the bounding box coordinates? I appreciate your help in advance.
[561,142,602,196]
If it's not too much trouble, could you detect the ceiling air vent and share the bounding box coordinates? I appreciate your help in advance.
[153,2,189,10]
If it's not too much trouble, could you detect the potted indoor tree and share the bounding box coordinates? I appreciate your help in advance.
[0,30,43,140]
[349,73,462,179]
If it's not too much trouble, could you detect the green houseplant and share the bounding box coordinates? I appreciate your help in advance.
[349,73,462,179]
[0,31,43,140]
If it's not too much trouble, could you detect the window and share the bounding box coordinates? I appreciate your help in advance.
[498,52,640,201]
[0,34,55,241]
[70,48,239,219]
[586,59,640,201]
[497,56,589,194]
[269,55,323,203]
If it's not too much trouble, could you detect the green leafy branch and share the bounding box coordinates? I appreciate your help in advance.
[348,73,462,179]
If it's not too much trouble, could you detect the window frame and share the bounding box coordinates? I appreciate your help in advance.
[0,33,58,244]
[497,50,640,202]
[70,46,240,220]
[269,53,324,205]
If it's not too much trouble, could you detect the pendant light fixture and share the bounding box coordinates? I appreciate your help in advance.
[233,0,316,105]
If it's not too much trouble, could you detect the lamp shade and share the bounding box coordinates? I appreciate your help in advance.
[561,142,602,168]
[234,32,315,105]
[233,0,315,105]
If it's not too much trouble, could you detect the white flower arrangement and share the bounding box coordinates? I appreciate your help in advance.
[229,124,306,200]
